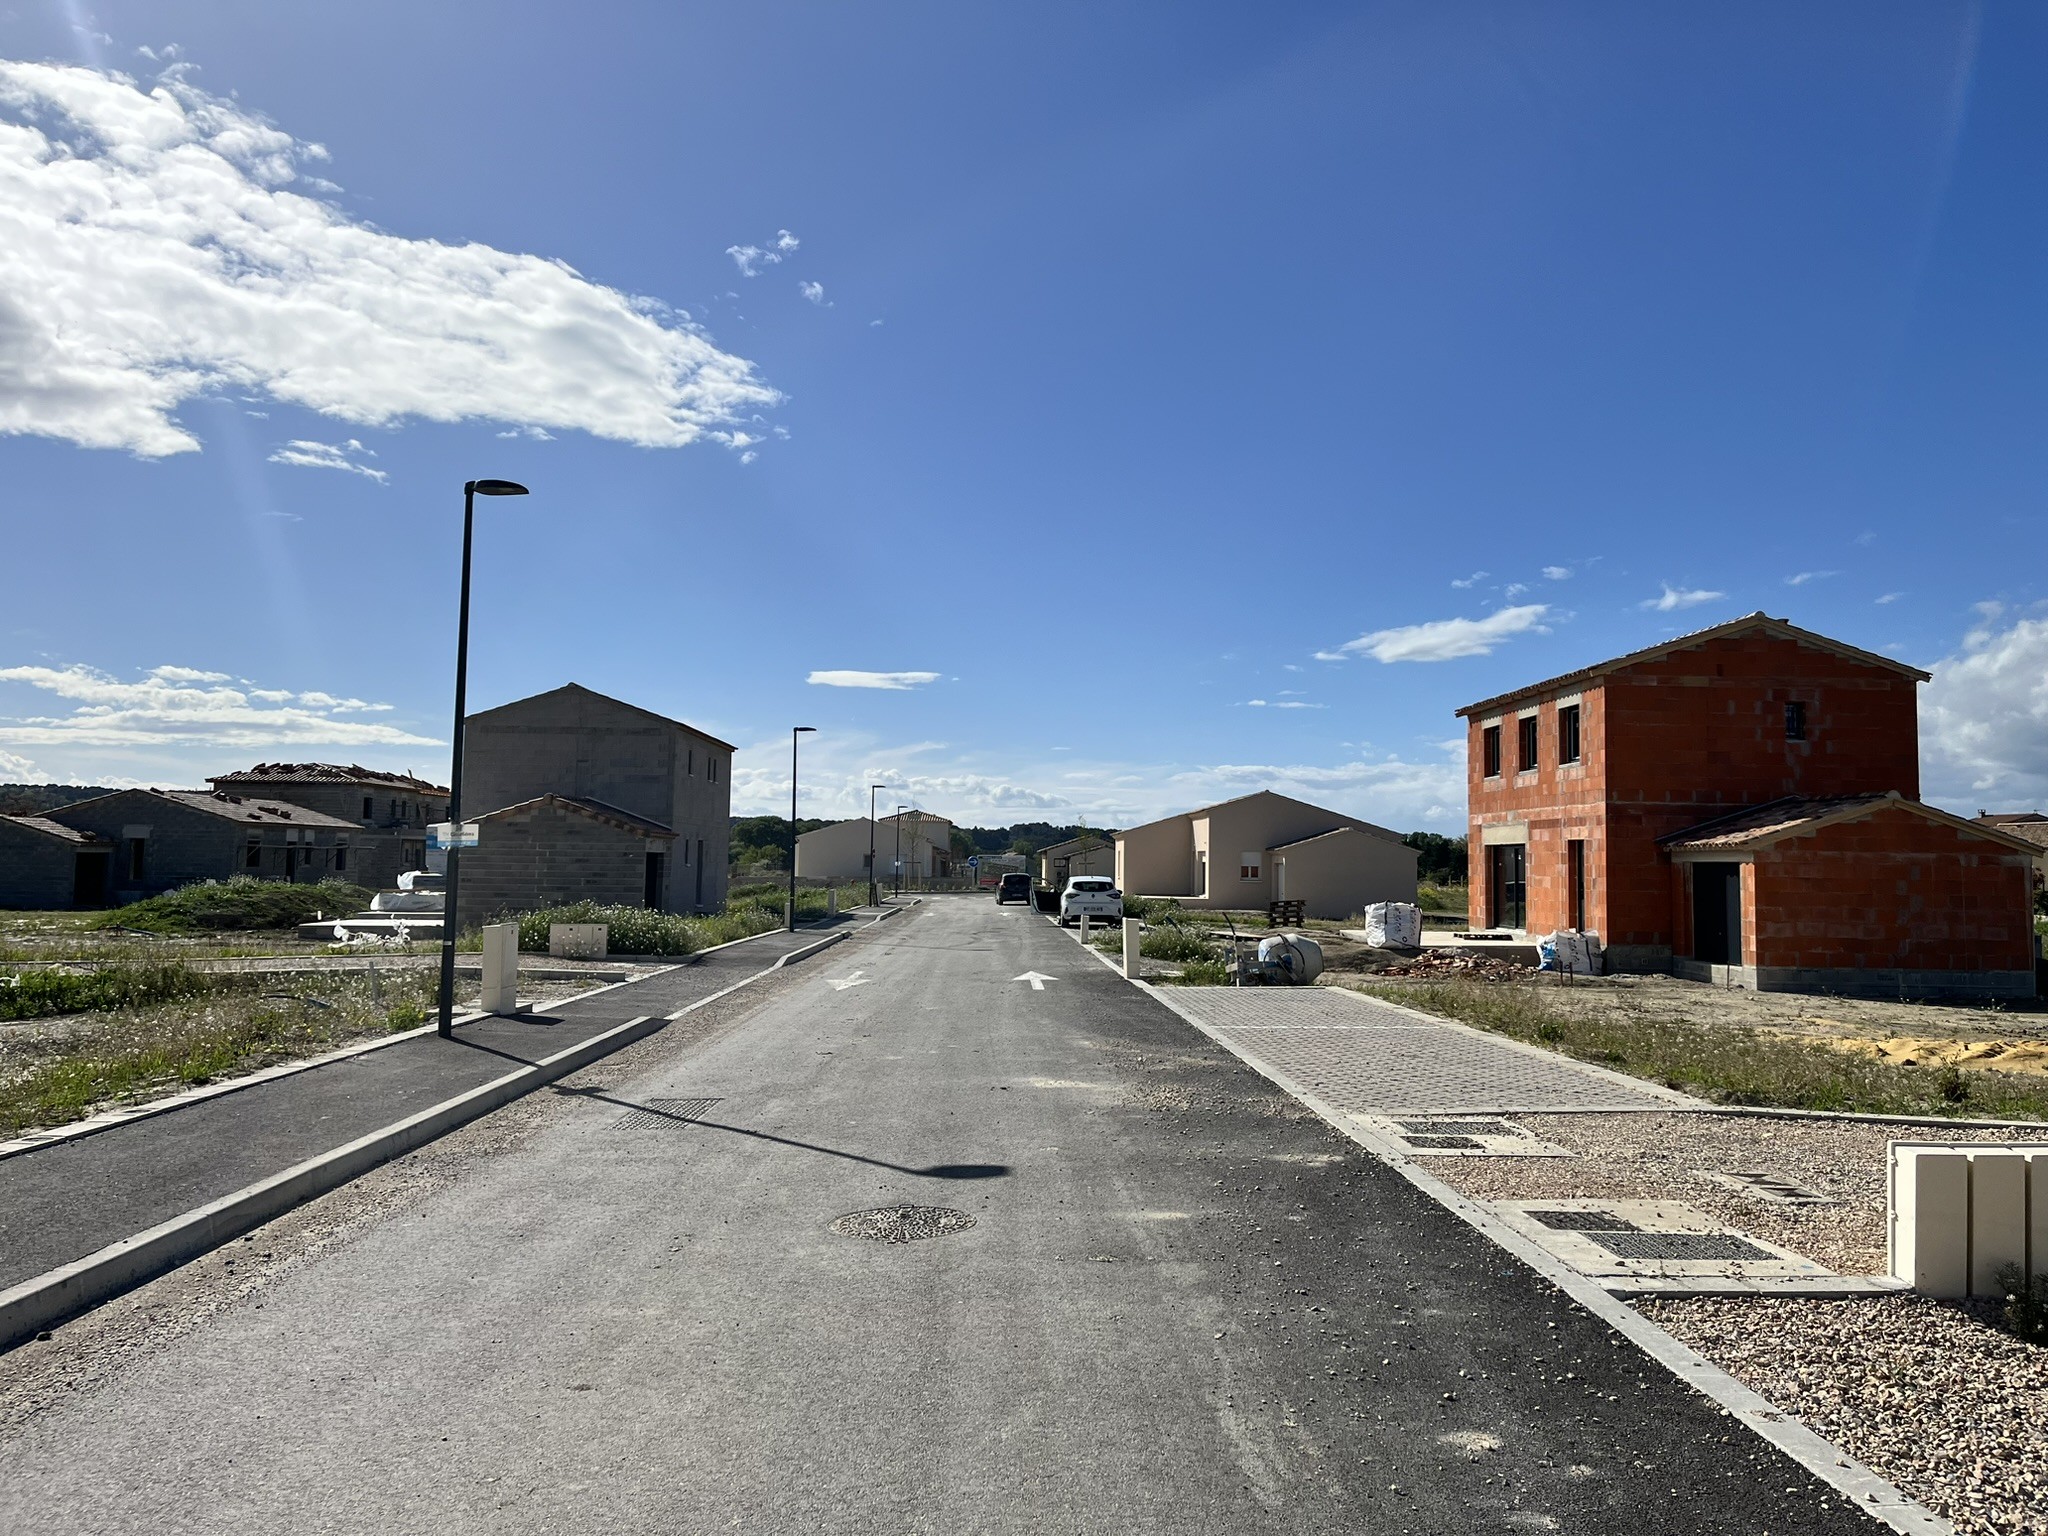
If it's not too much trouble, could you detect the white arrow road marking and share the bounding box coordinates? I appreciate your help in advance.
[825,970,871,991]
[1013,971,1058,991]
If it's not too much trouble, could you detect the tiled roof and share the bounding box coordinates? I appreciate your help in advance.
[1270,827,1377,850]
[473,794,677,840]
[210,763,448,794]
[155,791,361,828]
[1660,793,2045,856]
[1,815,105,844]
[1456,613,1932,718]
[1979,817,2048,851]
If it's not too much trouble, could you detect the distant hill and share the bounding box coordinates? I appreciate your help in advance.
[0,783,114,816]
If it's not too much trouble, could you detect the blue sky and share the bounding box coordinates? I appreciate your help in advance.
[2,1,2044,832]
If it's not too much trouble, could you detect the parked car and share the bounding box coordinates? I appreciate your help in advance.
[997,871,1032,904]
[1059,876,1123,927]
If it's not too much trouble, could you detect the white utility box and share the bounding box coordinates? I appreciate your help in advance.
[481,922,519,1016]
[548,923,608,960]
[1888,1142,2048,1297]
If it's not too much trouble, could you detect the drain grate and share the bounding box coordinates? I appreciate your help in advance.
[831,1205,976,1243]
[1405,1135,1486,1150]
[1585,1231,1776,1262]
[1527,1209,1641,1233]
[1399,1119,1521,1138]
[1697,1170,1837,1205]
[609,1097,720,1130]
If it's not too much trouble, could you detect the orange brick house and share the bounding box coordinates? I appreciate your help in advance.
[1455,613,2039,998]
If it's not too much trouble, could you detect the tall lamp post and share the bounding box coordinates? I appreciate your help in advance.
[894,804,907,897]
[438,477,529,1037]
[788,727,816,931]
[867,783,887,908]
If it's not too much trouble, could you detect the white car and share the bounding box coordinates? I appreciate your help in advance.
[1059,876,1123,927]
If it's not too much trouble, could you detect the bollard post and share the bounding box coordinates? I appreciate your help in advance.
[827,886,839,917]
[1123,917,1140,979]
[1080,913,1090,944]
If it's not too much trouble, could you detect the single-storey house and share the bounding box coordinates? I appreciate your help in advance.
[795,811,955,885]
[0,816,111,909]
[461,684,732,912]
[1038,835,1117,889]
[41,789,361,903]
[452,795,678,930]
[1115,791,1418,918]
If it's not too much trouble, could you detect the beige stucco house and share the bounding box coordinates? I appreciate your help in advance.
[1116,791,1417,919]
[796,811,954,884]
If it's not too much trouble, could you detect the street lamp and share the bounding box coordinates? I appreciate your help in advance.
[788,727,816,931]
[867,783,887,909]
[894,804,907,897]
[439,477,529,1037]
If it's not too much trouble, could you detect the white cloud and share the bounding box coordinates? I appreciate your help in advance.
[726,228,799,276]
[1449,571,1488,589]
[739,450,757,464]
[1542,566,1572,581]
[1504,582,1528,598]
[0,61,778,457]
[1319,604,1551,664]
[1785,571,1836,586]
[1243,699,1326,710]
[268,438,386,482]
[1922,611,2048,806]
[0,746,40,779]
[495,425,554,441]
[1876,592,1904,605]
[806,670,941,691]
[0,662,438,750]
[1642,584,1726,612]
[799,280,826,305]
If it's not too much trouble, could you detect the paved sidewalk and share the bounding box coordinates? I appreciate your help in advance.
[0,921,857,1292]
[1158,986,1696,1114]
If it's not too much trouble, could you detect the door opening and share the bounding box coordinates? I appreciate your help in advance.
[1487,843,1527,930]
[645,852,665,909]
[1567,839,1586,930]
[72,850,108,908]
[1691,863,1742,966]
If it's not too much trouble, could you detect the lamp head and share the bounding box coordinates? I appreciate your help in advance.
[795,726,817,734]
[468,479,529,497]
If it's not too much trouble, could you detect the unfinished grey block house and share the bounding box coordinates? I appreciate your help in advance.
[207,763,450,892]
[0,815,111,909]
[41,789,360,903]
[458,683,733,922]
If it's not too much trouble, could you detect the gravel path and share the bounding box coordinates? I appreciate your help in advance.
[1642,1294,2048,1536]
[1425,1111,2046,1274]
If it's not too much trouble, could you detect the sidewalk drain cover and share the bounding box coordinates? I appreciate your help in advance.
[1406,1135,1485,1150]
[831,1205,976,1243]
[1527,1209,1641,1233]
[1586,1232,1776,1262]
[1399,1119,1517,1137]
[610,1098,720,1130]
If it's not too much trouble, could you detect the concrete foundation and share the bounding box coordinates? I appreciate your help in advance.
[1674,959,2037,1000]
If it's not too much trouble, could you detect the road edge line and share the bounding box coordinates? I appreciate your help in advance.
[1130,977,1954,1536]
[0,1012,663,1354]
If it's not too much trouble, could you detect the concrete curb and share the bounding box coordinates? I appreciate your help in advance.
[0,905,899,1349]
[0,965,669,1164]
[0,1011,664,1355]
[1132,978,1954,1536]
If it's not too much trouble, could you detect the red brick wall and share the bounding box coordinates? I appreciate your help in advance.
[1466,631,1923,947]
[1744,808,2036,974]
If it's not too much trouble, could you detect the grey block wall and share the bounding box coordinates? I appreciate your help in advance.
[46,792,349,900]
[454,801,669,929]
[0,821,87,909]
[462,686,731,913]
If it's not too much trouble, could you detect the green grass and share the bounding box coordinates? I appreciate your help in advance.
[1366,976,2048,1120]
[1415,881,1469,916]
[91,878,374,934]
[469,884,859,957]
[0,961,217,1021]
[0,966,442,1136]
[1159,958,1231,986]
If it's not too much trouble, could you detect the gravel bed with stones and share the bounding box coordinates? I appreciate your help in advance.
[1423,1111,2047,1275]
[1641,1294,2048,1536]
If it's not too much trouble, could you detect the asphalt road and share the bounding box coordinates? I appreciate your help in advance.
[1,897,1880,1534]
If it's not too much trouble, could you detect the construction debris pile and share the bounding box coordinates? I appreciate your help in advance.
[1370,949,1537,981]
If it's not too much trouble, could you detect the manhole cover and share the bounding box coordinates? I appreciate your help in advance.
[1585,1231,1776,1262]
[1405,1135,1486,1150]
[1527,1209,1641,1232]
[1400,1119,1519,1138]
[830,1205,976,1243]
[609,1097,720,1130]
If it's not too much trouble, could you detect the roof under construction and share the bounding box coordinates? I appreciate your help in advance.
[210,763,449,794]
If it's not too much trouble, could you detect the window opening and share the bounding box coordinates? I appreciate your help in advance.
[1567,839,1586,930]
[1517,715,1539,773]
[1240,852,1262,881]
[1481,725,1502,778]
[1558,704,1581,765]
[1785,701,1807,741]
